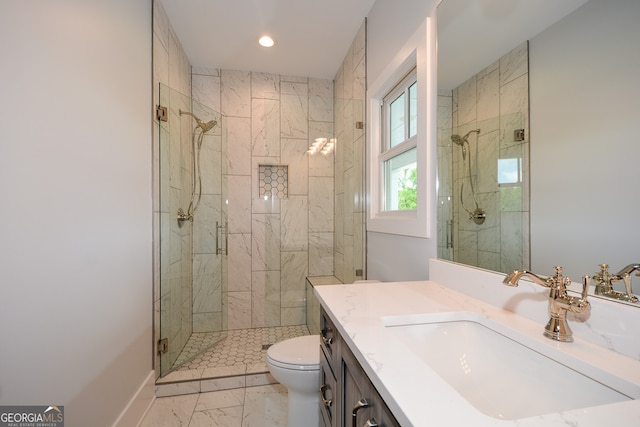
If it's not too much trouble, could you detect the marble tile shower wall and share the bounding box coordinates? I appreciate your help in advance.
[448,41,530,274]
[191,68,335,331]
[153,0,193,377]
[333,21,366,284]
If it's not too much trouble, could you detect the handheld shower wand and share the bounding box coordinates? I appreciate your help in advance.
[179,110,217,134]
[450,129,485,224]
[177,110,217,227]
[451,134,466,158]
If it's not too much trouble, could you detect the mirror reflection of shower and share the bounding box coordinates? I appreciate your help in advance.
[451,129,486,225]
[177,109,217,227]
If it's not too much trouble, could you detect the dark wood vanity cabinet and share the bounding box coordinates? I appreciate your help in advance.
[320,307,339,427]
[320,308,400,427]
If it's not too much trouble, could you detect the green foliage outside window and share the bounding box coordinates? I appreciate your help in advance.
[398,168,417,210]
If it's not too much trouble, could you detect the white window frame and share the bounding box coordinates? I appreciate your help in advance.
[380,68,417,211]
[367,20,434,238]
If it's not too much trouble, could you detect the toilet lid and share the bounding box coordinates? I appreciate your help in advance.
[266,335,320,367]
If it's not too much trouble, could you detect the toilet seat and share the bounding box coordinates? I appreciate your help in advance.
[266,335,320,371]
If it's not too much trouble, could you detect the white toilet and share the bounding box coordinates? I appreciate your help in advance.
[266,334,320,427]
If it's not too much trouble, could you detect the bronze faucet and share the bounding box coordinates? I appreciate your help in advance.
[503,266,590,342]
[593,264,640,303]
[593,263,639,303]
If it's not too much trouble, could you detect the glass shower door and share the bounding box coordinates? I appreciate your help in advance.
[158,83,226,377]
[436,112,529,275]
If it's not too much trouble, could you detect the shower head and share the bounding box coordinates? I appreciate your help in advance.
[451,134,466,146]
[451,129,480,159]
[200,119,217,133]
[451,128,480,148]
[179,110,217,133]
[451,128,481,145]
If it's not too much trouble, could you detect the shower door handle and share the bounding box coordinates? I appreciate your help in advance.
[216,221,228,255]
[224,221,228,255]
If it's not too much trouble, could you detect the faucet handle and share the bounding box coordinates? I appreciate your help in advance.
[581,275,591,300]
[618,273,638,300]
[597,263,609,276]
[595,264,615,281]
[551,266,571,290]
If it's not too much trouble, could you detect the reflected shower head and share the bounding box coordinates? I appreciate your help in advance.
[451,129,480,160]
[451,134,466,146]
[451,128,481,145]
[451,129,480,148]
[199,119,217,133]
[179,110,217,133]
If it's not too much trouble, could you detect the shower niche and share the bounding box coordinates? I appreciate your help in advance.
[157,83,227,377]
[258,164,289,200]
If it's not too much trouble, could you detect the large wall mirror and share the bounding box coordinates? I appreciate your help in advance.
[436,0,640,305]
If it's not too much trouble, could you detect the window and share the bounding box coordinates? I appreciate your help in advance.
[381,69,418,211]
[367,29,431,239]
[498,157,523,211]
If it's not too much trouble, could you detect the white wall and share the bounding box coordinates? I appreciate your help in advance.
[0,1,153,425]
[529,0,640,279]
[366,0,439,281]
[367,0,437,86]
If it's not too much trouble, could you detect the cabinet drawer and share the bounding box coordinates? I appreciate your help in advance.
[320,307,340,372]
[320,350,337,427]
[341,338,401,427]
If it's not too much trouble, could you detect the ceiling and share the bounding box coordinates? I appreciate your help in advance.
[159,0,377,80]
[159,0,590,85]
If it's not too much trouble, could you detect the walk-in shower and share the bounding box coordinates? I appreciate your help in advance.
[156,82,336,379]
[451,129,486,225]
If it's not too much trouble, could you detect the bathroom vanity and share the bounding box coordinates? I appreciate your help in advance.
[319,307,399,427]
[315,260,640,426]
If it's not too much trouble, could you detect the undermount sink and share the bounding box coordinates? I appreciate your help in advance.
[382,312,633,420]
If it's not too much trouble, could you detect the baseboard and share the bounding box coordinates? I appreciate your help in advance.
[112,370,156,427]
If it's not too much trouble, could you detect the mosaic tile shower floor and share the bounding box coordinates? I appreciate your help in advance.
[174,325,310,371]
[162,325,310,381]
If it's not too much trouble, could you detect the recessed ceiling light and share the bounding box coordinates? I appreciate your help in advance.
[259,35,275,47]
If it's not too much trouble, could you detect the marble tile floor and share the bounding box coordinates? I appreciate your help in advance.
[140,383,288,427]
[157,326,310,398]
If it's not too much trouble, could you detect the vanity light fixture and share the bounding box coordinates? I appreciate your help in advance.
[258,35,275,47]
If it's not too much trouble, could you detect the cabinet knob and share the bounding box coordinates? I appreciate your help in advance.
[321,327,333,345]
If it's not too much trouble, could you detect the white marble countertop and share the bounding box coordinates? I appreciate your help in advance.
[314,280,640,426]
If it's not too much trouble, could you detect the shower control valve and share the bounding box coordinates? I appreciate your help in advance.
[470,208,486,225]
[177,208,193,227]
